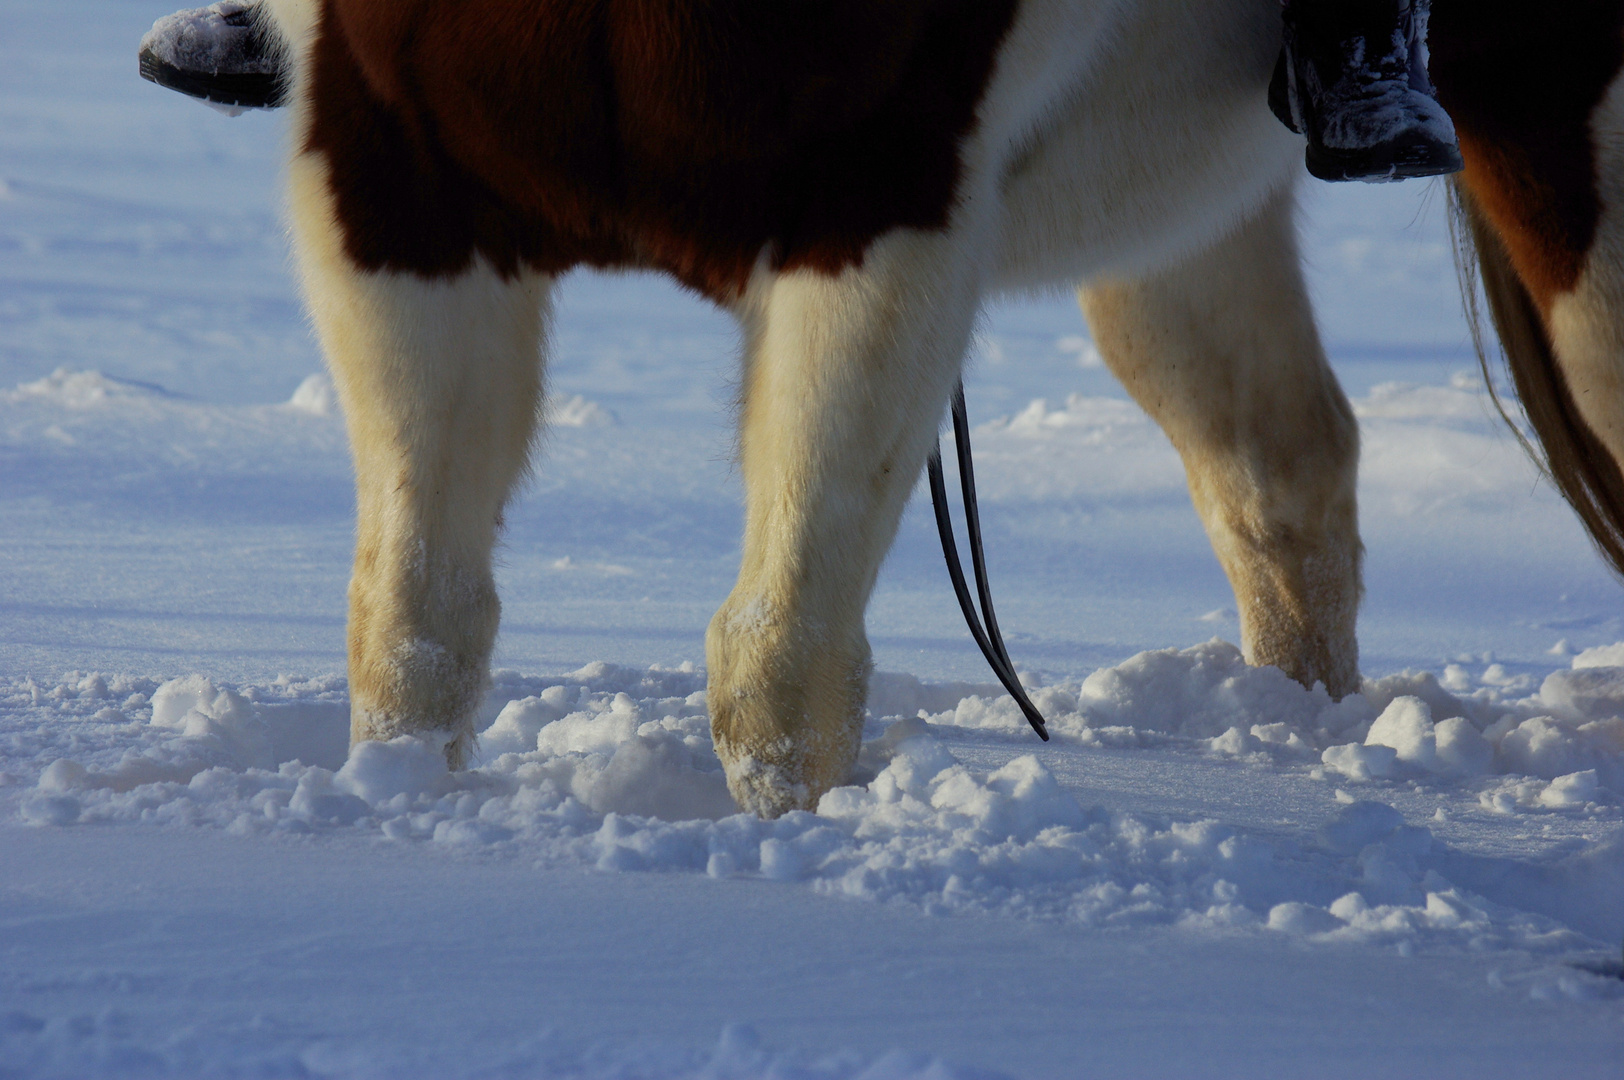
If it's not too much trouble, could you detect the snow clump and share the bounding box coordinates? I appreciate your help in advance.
[548,393,619,427]
[1314,650,1624,803]
[285,373,337,416]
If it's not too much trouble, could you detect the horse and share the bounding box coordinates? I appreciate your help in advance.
[253,0,1624,817]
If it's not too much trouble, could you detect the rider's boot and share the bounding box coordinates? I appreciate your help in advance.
[1268,0,1463,182]
[138,1,285,110]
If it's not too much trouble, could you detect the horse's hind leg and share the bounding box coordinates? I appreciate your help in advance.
[709,231,981,817]
[1081,191,1363,698]
[287,160,549,768]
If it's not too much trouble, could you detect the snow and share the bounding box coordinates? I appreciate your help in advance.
[11,643,1621,965]
[285,371,335,416]
[2,3,1622,1077]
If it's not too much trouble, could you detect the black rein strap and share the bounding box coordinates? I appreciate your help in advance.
[926,382,1049,741]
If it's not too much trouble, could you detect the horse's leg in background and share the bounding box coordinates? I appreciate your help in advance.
[708,230,982,817]
[286,154,550,768]
[1080,190,1363,697]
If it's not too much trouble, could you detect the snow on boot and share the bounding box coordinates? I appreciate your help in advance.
[1269,0,1462,183]
[138,2,285,113]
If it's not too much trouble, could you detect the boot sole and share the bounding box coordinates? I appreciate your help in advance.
[1305,138,1464,183]
[139,47,285,110]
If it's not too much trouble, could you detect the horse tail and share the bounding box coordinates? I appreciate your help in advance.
[1449,180,1624,577]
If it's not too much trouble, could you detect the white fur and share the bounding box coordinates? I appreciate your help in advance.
[269,0,1358,811]
[711,226,989,814]
[287,150,551,768]
[990,0,1300,287]
[258,0,314,51]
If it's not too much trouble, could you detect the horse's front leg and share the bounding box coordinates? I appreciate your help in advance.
[709,231,981,817]
[288,161,550,768]
[1081,190,1363,698]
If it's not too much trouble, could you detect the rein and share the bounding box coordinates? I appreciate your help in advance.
[926,382,1049,741]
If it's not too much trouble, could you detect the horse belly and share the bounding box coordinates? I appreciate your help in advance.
[287,0,1041,301]
[990,0,1299,292]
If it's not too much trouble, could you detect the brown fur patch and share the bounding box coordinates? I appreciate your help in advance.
[303,0,1018,299]
[1430,0,1624,310]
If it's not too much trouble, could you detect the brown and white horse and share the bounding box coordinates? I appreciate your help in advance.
[257,0,1624,816]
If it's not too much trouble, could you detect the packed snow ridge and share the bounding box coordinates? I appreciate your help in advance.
[6,641,1620,998]
[0,1015,994,1080]
[4,367,176,409]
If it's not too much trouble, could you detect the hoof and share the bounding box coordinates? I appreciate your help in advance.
[722,754,815,819]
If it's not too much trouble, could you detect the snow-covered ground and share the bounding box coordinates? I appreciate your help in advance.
[2,3,1621,1077]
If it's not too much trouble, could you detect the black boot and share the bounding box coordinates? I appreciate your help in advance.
[1269,0,1462,182]
[138,2,286,111]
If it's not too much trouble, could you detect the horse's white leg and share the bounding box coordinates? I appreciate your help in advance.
[1080,191,1363,698]
[709,230,981,817]
[286,156,549,768]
